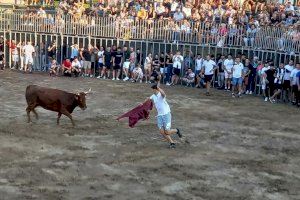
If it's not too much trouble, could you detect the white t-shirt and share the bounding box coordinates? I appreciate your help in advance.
[150,92,170,116]
[232,63,244,78]
[97,50,104,63]
[195,58,203,71]
[224,59,234,74]
[290,68,300,85]
[23,45,35,57]
[203,60,216,75]
[173,55,183,69]
[72,60,81,68]
[284,65,294,81]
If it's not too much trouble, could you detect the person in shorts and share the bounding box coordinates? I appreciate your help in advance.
[23,41,35,72]
[224,54,234,91]
[170,51,183,86]
[112,47,123,80]
[97,46,105,78]
[231,57,244,97]
[269,64,285,103]
[283,60,294,102]
[141,84,182,148]
[182,68,195,86]
[81,46,92,77]
[202,55,217,96]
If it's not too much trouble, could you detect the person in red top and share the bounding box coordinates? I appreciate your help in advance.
[62,59,72,77]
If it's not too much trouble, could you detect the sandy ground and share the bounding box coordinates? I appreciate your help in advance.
[0,70,299,200]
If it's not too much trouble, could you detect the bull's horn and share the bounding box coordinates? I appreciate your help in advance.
[84,88,92,94]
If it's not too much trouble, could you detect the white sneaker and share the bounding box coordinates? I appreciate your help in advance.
[97,76,101,79]
[103,76,106,79]
[264,97,268,102]
[249,91,253,95]
[117,78,120,81]
[245,90,249,95]
[166,82,171,86]
[123,77,129,81]
[112,78,115,80]
[139,80,142,83]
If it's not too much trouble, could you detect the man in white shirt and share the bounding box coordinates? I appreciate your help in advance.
[97,46,104,78]
[201,55,217,96]
[71,57,82,77]
[142,85,182,148]
[231,57,244,97]
[195,54,203,88]
[169,51,183,86]
[23,41,35,72]
[224,54,234,90]
[283,60,294,102]
[290,63,300,104]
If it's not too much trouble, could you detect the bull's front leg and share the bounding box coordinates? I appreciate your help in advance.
[57,113,62,125]
[26,107,31,123]
[60,109,75,127]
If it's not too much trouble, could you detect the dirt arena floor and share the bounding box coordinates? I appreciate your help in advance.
[0,70,299,200]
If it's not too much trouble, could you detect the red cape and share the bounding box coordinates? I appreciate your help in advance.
[117,99,153,128]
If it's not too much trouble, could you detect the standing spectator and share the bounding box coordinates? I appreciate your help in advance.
[260,62,271,101]
[224,54,234,91]
[47,41,56,71]
[290,63,300,105]
[265,65,277,101]
[97,46,105,79]
[17,41,25,70]
[231,57,244,98]
[129,47,136,79]
[144,53,153,83]
[122,46,131,81]
[90,45,99,76]
[296,69,300,107]
[23,41,35,72]
[10,40,19,69]
[112,47,123,81]
[159,52,166,81]
[247,56,258,95]
[81,46,92,77]
[70,44,79,61]
[165,52,173,85]
[100,46,112,79]
[217,55,225,89]
[136,48,143,66]
[283,60,294,102]
[243,59,251,94]
[0,51,4,70]
[194,54,203,88]
[269,63,285,103]
[202,55,217,96]
[170,51,183,86]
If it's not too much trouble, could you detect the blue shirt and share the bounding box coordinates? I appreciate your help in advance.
[71,47,79,59]
[296,71,300,86]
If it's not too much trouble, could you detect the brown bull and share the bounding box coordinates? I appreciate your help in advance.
[25,85,90,126]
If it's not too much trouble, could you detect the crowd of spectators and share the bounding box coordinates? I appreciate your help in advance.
[2,36,300,108]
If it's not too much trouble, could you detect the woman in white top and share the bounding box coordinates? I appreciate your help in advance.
[144,53,152,83]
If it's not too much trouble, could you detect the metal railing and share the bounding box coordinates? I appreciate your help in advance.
[0,12,299,54]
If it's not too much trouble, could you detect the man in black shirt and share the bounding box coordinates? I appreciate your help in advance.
[112,47,123,81]
[81,47,92,77]
[217,55,225,89]
[136,48,143,66]
[100,46,112,79]
[265,66,276,100]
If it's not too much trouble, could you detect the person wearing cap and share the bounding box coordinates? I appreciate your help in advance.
[141,84,182,149]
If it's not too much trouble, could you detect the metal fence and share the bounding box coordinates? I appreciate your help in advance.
[0,12,300,54]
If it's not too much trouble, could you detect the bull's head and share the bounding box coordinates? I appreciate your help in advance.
[75,88,91,110]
